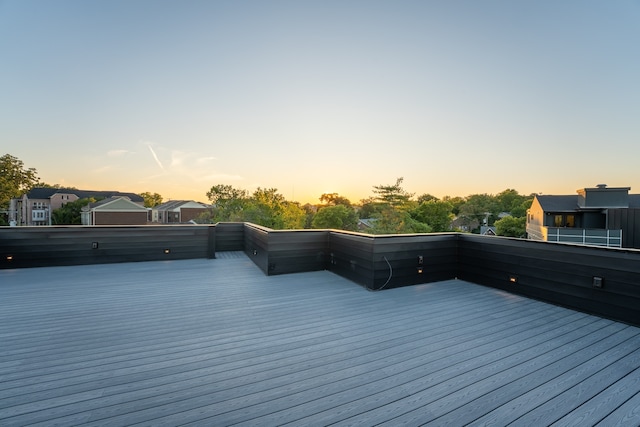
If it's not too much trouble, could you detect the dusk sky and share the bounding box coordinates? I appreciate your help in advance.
[1,1,639,204]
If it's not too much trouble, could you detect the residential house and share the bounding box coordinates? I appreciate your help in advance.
[151,200,209,224]
[81,197,149,225]
[480,226,496,236]
[9,188,144,226]
[526,184,640,249]
[357,218,376,232]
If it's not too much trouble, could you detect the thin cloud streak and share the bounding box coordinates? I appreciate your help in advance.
[146,144,165,170]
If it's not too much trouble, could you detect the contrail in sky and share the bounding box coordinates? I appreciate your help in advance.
[147,144,164,170]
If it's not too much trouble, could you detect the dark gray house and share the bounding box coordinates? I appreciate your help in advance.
[526,184,640,249]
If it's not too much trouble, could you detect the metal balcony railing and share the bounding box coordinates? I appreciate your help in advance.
[545,227,622,248]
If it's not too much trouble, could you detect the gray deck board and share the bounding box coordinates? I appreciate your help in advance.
[1,252,640,426]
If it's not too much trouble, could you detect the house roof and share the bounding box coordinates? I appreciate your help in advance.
[154,200,209,211]
[83,196,148,211]
[2,254,640,425]
[358,218,376,228]
[480,226,496,235]
[535,195,580,212]
[25,187,144,203]
[536,194,640,212]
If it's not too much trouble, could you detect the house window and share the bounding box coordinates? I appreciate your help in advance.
[554,215,563,227]
[565,215,575,227]
[554,214,575,227]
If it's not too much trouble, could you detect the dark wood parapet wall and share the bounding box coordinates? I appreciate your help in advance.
[457,234,640,326]
[243,225,457,286]
[214,222,245,251]
[243,225,640,325]
[327,231,458,290]
[0,225,216,268]
[1,223,639,325]
[243,223,328,275]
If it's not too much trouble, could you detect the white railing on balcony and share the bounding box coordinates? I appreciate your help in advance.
[546,227,622,248]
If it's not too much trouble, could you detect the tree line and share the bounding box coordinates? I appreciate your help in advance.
[198,178,533,237]
[0,153,532,236]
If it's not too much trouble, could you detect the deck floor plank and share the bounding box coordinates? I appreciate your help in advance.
[1,253,640,426]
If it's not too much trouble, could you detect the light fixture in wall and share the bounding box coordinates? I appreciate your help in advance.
[509,275,518,284]
[6,255,13,261]
[164,249,171,254]
[417,267,424,274]
[592,276,604,289]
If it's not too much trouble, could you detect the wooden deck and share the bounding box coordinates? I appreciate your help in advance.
[1,252,640,426]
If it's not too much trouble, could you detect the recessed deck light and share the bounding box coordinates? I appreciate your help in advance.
[592,276,604,288]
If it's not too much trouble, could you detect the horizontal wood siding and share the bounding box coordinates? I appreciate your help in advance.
[266,230,328,275]
[179,208,207,223]
[457,234,640,325]
[0,226,214,268]
[243,223,269,274]
[371,234,458,289]
[328,232,458,290]
[93,211,148,225]
[327,232,376,288]
[213,222,244,251]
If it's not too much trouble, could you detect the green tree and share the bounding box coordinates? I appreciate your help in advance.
[411,199,454,232]
[0,154,40,224]
[458,193,499,232]
[206,184,248,205]
[280,201,307,229]
[204,184,249,222]
[243,188,287,229]
[370,207,431,234]
[312,205,359,230]
[252,187,285,209]
[140,192,163,208]
[357,197,383,219]
[51,198,96,225]
[416,193,439,203]
[495,215,527,237]
[442,195,465,216]
[511,198,534,218]
[372,177,414,208]
[319,193,352,207]
[495,189,536,218]
[301,203,317,229]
